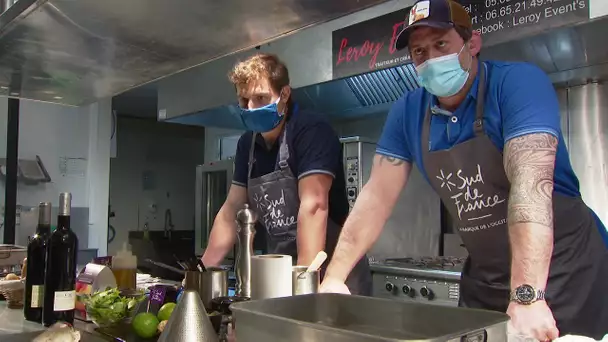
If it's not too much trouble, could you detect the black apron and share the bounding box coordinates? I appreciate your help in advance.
[420,64,608,339]
[246,125,372,296]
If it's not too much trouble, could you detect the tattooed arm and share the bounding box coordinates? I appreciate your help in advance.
[503,132,558,290]
[324,154,412,282]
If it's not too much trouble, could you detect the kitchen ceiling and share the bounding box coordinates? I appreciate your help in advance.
[0,0,390,106]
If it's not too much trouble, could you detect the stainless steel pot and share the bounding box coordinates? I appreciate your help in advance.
[184,268,228,309]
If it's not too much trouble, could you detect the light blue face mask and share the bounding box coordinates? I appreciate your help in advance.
[239,97,284,132]
[415,44,472,98]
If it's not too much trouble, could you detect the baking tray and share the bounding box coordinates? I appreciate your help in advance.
[231,293,509,342]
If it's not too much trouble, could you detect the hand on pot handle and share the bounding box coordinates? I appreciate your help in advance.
[319,277,351,295]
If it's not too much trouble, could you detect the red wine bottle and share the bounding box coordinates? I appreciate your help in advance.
[42,193,78,327]
[24,202,52,323]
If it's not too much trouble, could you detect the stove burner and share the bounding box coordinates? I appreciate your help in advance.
[384,256,466,270]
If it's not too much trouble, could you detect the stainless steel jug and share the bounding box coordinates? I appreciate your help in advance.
[184,268,228,308]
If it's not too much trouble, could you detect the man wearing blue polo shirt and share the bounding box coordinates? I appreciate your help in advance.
[201,53,372,295]
[321,0,608,339]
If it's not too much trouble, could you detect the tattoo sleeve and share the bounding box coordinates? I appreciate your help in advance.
[503,133,558,289]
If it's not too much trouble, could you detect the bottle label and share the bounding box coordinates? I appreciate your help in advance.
[53,290,76,311]
[31,285,44,308]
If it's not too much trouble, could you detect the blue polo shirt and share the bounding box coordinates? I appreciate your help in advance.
[377,60,608,244]
[232,105,350,228]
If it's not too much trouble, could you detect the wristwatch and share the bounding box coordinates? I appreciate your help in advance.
[510,284,545,305]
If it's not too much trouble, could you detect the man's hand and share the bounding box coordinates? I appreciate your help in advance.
[319,277,351,295]
[507,301,559,341]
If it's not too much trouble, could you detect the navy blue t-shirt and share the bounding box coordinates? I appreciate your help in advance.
[376,60,608,243]
[232,106,350,229]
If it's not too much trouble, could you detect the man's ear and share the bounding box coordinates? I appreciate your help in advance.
[281,86,292,102]
[469,30,482,56]
[279,86,292,114]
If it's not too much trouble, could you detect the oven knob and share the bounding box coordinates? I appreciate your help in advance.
[347,177,355,183]
[385,282,395,293]
[402,285,415,297]
[420,286,434,300]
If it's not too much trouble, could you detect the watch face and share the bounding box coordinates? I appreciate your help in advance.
[516,285,536,303]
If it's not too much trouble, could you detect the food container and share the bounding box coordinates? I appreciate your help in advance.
[231,293,509,342]
[291,266,319,295]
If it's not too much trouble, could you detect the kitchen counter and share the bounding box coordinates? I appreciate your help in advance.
[0,302,45,335]
[0,302,108,341]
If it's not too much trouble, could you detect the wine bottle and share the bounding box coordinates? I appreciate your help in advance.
[42,193,78,327]
[24,202,52,323]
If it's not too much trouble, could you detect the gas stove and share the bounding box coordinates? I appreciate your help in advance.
[383,256,465,272]
[370,256,466,307]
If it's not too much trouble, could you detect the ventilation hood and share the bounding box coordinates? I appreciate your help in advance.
[167,15,608,130]
[0,0,389,105]
[168,63,421,129]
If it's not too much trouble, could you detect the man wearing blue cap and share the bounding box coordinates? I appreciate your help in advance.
[320,0,608,340]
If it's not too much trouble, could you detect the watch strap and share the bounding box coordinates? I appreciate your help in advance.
[510,286,546,304]
[536,288,546,301]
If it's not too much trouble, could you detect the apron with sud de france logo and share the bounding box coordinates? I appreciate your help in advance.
[420,64,608,338]
[246,123,372,296]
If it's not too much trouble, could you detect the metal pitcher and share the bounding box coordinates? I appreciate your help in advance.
[235,204,257,298]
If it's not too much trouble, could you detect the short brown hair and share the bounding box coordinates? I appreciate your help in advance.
[455,25,479,57]
[228,54,290,93]
[455,26,473,42]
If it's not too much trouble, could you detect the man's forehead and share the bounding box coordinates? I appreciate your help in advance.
[236,77,272,97]
[409,26,454,45]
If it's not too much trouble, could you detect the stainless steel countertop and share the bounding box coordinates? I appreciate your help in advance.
[0,302,107,341]
[370,263,463,282]
[0,302,45,335]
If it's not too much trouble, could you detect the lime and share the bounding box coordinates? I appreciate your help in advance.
[132,312,160,338]
[157,302,176,321]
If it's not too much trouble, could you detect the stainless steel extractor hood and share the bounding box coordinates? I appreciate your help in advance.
[167,14,608,129]
[167,62,421,129]
[0,0,390,106]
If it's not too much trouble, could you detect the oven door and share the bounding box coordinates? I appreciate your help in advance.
[195,159,234,256]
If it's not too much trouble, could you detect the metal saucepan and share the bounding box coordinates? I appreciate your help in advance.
[184,268,228,308]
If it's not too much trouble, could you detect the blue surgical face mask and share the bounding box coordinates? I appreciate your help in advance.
[415,44,472,98]
[239,97,284,132]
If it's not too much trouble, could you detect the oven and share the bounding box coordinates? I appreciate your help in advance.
[371,257,464,307]
[194,159,234,256]
[340,136,376,211]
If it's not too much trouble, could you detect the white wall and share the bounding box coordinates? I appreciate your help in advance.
[108,117,205,255]
[0,98,112,253]
[17,101,89,206]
